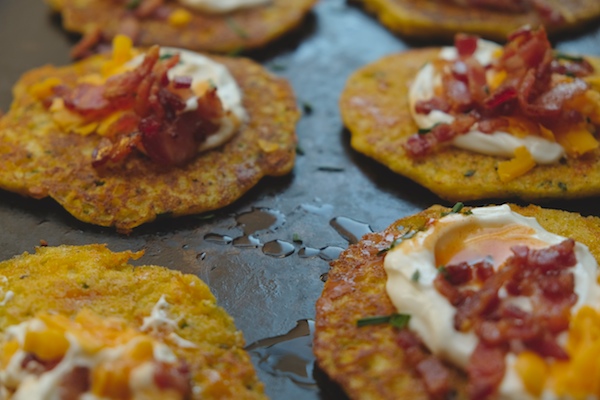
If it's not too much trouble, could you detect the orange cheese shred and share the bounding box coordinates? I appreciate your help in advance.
[497,146,536,182]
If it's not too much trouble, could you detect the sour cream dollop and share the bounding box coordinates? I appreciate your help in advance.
[408,40,566,164]
[384,205,600,399]
[128,47,247,152]
[177,0,270,14]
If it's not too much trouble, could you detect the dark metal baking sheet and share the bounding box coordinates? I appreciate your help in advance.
[1,1,599,398]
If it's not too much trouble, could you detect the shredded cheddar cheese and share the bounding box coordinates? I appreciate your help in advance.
[497,146,536,182]
[554,123,599,157]
[517,306,600,399]
[29,77,62,100]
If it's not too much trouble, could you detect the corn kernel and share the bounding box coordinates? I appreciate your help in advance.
[168,8,193,27]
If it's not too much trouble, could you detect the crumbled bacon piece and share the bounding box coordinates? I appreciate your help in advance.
[434,239,578,398]
[396,330,451,398]
[153,361,192,397]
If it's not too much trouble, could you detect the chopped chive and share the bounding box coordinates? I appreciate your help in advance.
[160,53,174,60]
[555,51,584,62]
[292,233,302,243]
[226,18,249,39]
[558,182,568,192]
[357,313,411,328]
[295,145,305,155]
[126,0,141,9]
[389,314,411,329]
[442,202,465,216]
[269,63,287,72]
[464,169,476,177]
[377,230,418,255]
[438,265,448,278]
[411,269,420,282]
[82,283,90,289]
[418,123,441,135]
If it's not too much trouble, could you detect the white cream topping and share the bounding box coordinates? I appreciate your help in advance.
[409,40,566,164]
[177,0,270,14]
[142,295,198,349]
[384,205,600,399]
[128,47,247,152]
[0,318,180,399]
[0,291,14,307]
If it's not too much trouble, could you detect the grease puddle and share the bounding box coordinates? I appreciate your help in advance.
[330,216,373,244]
[246,320,316,388]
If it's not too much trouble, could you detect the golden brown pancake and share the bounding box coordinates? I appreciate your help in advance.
[353,0,600,42]
[340,48,600,202]
[0,244,266,399]
[0,51,299,233]
[46,0,317,54]
[313,204,600,399]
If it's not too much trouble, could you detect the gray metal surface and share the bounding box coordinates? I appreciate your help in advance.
[0,1,599,398]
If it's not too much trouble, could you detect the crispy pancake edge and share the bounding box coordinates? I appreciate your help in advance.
[340,48,600,202]
[47,0,317,53]
[353,0,600,41]
[0,244,266,399]
[0,53,299,232]
[313,204,600,400]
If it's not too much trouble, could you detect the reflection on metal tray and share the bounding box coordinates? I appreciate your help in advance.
[0,0,599,398]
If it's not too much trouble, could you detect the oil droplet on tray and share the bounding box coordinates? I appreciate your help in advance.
[196,252,207,261]
[232,207,286,248]
[233,235,261,248]
[262,240,295,258]
[330,216,373,244]
[246,320,316,388]
[236,207,286,236]
[203,233,233,245]
[298,246,343,261]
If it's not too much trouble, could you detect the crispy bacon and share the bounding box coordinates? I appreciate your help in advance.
[57,44,227,168]
[135,0,164,18]
[455,34,478,58]
[467,343,507,400]
[70,27,103,60]
[153,361,192,397]
[396,330,451,398]
[434,239,578,398]
[406,26,595,158]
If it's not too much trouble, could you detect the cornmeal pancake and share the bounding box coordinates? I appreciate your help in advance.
[46,0,317,54]
[354,0,600,41]
[314,204,600,399]
[340,45,600,202]
[0,244,265,399]
[0,49,298,233]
